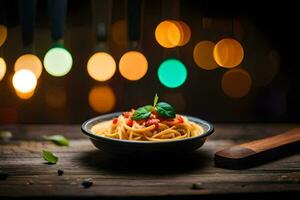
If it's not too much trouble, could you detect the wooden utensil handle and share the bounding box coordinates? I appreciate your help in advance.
[240,128,300,153]
[215,128,300,169]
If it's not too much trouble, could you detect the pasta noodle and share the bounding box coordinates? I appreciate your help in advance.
[91,111,204,141]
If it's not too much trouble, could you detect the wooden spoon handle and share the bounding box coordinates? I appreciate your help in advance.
[215,128,300,169]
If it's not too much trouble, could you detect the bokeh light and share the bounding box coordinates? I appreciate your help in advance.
[119,51,148,81]
[15,90,35,100]
[111,20,127,46]
[158,58,187,88]
[43,47,73,77]
[88,86,116,113]
[0,25,7,47]
[221,68,252,98]
[213,38,244,68]
[193,41,218,70]
[176,21,191,46]
[12,69,37,93]
[87,52,116,81]
[0,57,6,81]
[14,54,43,79]
[155,20,181,48]
[46,86,67,108]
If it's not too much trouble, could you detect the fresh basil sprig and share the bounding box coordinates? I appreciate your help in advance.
[131,105,152,120]
[43,135,69,146]
[131,94,176,120]
[155,102,176,118]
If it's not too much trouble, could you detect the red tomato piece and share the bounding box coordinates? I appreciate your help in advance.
[127,119,133,127]
[112,118,118,124]
[123,112,131,118]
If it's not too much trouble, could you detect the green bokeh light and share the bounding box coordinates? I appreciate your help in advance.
[158,58,187,88]
[43,47,73,77]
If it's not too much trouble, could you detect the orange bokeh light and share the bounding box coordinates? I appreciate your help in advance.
[0,57,6,81]
[15,90,35,100]
[88,86,116,113]
[193,41,219,70]
[87,52,116,81]
[14,54,43,79]
[213,38,244,68]
[221,68,252,98]
[0,25,7,47]
[155,20,181,48]
[176,21,191,46]
[119,51,148,81]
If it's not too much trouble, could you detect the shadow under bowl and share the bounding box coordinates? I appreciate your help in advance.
[81,112,214,156]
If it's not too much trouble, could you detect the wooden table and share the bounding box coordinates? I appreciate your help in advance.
[1,124,300,199]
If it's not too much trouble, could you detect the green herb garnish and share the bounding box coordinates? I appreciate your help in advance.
[131,94,176,120]
[43,135,69,146]
[42,150,58,164]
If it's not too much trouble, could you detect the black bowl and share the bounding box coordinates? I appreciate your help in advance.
[81,112,214,156]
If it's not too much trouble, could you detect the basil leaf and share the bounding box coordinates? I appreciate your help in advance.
[43,135,69,146]
[42,150,58,164]
[153,93,159,107]
[156,102,176,118]
[132,105,152,120]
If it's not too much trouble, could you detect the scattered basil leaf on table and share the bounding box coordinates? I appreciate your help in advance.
[131,105,152,120]
[43,135,69,146]
[42,150,59,164]
[156,102,176,118]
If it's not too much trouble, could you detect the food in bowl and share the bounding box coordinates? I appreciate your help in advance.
[91,94,204,141]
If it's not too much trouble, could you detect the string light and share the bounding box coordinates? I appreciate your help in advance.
[87,52,116,81]
[43,47,73,77]
[155,20,181,48]
[158,58,187,88]
[88,86,116,113]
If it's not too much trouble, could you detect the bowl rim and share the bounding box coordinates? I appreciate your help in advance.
[81,112,214,144]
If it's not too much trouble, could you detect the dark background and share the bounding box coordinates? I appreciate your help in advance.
[0,0,299,124]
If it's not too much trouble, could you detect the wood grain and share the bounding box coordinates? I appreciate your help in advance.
[1,124,300,199]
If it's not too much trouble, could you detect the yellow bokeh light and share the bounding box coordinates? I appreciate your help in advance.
[193,41,218,70]
[14,54,43,79]
[88,86,116,113]
[0,57,6,81]
[119,51,148,81]
[12,69,37,93]
[0,25,7,47]
[213,38,244,68]
[15,90,35,100]
[46,86,67,108]
[111,20,127,46]
[155,20,181,48]
[221,68,252,98]
[87,52,116,82]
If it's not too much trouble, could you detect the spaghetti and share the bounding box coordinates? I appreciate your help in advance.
[91,111,204,141]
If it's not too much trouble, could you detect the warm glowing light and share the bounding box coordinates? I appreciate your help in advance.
[155,20,181,48]
[15,90,35,100]
[0,25,7,47]
[88,86,116,113]
[158,58,187,88]
[87,52,116,81]
[111,20,127,46]
[14,54,43,79]
[176,21,191,46]
[213,38,244,68]
[46,86,67,108]
[119,51,148,81]
[43,47,73,77]
[12,69,37,93]
[193,41,218,70]
[0,57,6,81]
[221,68,252,98]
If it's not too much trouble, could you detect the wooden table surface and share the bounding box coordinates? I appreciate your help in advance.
[1,124,300,199]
